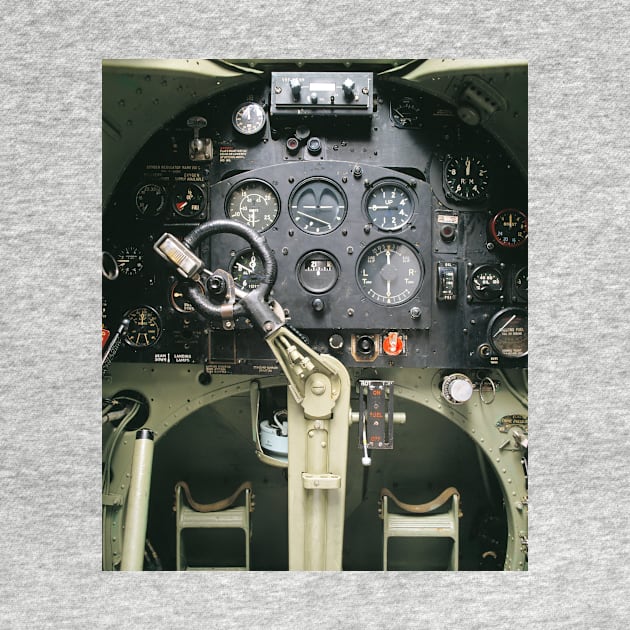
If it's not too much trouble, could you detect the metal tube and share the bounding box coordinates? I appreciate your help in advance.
[120,429,155,571]
[304,426,328,570]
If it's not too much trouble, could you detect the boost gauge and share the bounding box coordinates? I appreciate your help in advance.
[225,180,279,232]
[443,155,489,202]
[123,306,162,348]
[232,102,266,136]
[357,240,423,305]
[490,209,528,249]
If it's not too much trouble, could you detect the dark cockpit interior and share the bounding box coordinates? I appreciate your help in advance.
[102,59,528,571]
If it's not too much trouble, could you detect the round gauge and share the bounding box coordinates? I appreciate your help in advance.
[469,265,504,301]
[443,155,489,201]
[357,240,423,305]
[123,306,162,348]
[289,178,347,235]
[232,102,266,136]
[488,308,528,359]
[225,180,280,232]
[170,280,205,314]
[365,180,414,231]
[172,182,205,217]
[490,208,528,249]
[514,267,528,300]
[229,249,265,291]
[297,251,340,294]
[115,245,144,277]
[390,97,422,128]
[135,183,166,217]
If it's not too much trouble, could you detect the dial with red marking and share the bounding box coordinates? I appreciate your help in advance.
[172,183,205,217]
[490,208,527,249]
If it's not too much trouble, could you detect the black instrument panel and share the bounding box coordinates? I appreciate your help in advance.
[103,72,527,371]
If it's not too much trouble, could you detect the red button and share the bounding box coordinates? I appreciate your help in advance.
[383,332,403,356]
[102,327,110,349]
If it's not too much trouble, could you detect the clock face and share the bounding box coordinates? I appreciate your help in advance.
[443,155,489,201]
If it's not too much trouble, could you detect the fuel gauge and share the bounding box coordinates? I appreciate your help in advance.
[488,308,527,359]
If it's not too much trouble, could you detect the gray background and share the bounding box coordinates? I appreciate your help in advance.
[1,1,628,627]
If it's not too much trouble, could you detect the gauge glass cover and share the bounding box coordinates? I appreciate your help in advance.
[229,249,265,291]
[490,208,528,249]
[170,281,205,313]
[357,240,423,305]
[172,183,205,217]
[225,180,280,232]
[232,102,266,135]
[514,267,528,300]
[390,97,422,128]
[469,265,503,301]
[443,155,489,201]
[365,180,414,231]
[289,178,347,235]
[135,183,166,217]
[123,306,162,348]
[297,251,339,294]
[115,245,144,276]
[488,308,528,358]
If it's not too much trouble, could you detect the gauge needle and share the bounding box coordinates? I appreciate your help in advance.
[176,201,187,210]
[386,250,391,265]
[302,205,333,209]
[386,280,391,297]
[297,211,331,227]
[371,205,390,210]
[466,158,471,176]
[493,314,516,338]
[235,262,250,273]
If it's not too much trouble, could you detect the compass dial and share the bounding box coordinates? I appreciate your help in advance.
[443,155,489,201]
[225,180,279,232]
[123,306,162,348]
[357,240,423,305]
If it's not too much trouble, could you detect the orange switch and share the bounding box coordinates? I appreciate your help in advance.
[383,332,403,356]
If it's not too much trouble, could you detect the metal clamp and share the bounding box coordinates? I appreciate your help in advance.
[479,376,496,404]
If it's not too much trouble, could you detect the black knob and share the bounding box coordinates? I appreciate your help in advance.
[329,334,344,350]
[207,275,227,295]
[307,137,322,155]
[312,298,325,312]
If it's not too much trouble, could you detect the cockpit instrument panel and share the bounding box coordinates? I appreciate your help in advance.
[103,70,527,372]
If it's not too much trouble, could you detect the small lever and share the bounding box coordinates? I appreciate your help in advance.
[187,116,213,161]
